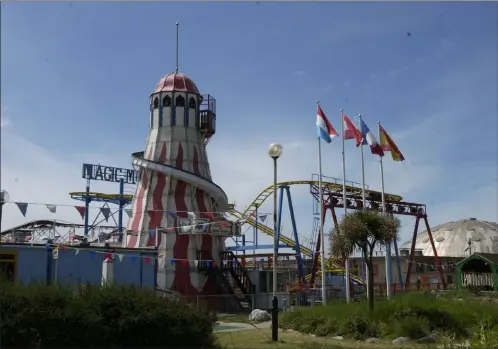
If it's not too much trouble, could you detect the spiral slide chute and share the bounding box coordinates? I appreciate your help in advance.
[131,151,229,212]
[227,208,365,285]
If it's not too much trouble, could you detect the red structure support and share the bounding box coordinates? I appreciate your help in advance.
[308,181,446,291]
[405,215,446,289]
[405,216,420,287]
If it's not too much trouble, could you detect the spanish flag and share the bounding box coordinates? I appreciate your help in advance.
[379,125,405,161]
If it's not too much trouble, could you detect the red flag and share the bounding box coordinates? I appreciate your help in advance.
[342,114,362,147]
[145,257,151,264]
[75,206,86,219]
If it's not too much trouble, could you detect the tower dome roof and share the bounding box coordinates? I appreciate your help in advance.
[401,218,498,257]
[152,72,200,95]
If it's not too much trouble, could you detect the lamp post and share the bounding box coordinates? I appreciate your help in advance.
[268,143,282,342]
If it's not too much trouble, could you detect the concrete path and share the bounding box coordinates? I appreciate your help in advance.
[214,321,271,333]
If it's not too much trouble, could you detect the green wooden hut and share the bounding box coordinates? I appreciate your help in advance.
[456,253,498,291]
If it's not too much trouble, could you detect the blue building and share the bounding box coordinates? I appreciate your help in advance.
[0,243,156,288]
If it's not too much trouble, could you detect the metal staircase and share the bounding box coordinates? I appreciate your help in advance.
[219,251,255,310]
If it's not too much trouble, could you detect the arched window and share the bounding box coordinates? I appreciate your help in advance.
[188,97,196,109]
[175,95,185,107]
[162,96,171,107]
[153,97,159,109]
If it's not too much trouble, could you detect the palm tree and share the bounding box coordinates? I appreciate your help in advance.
[329,210,400,310]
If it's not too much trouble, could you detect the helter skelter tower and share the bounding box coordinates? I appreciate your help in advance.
[125,24,238,296]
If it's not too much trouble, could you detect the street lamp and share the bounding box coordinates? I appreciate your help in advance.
[0,190,9,242]
[268,143,282,342]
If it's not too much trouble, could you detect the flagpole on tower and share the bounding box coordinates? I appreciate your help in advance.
[341,109,351,304]
[175,22,180,74]
[317,101,327,305]
[378,121,393,300]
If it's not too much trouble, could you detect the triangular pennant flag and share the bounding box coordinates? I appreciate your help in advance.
[201,224,208,232]
[75,206,86,219]
[100,207,111,222]
[145,257,151,264]
[131,256,137,264]
[15,202,28,217]
[148,230,155,238]
[117,254,124,262]
[166,227,176,233]
[89,251,95,258]
[212,260,217,267]
[194,260,199,266]
[170,259,175,265]
[75,249,80,256]
[46,204,57,213]
[187,211,196,219]
[259,214,268,222]
[168,211,177,218]
[203,212,214,220]
[205,260,211,268]
[124,209,132,218]
[181,225,191,233]
[104,253,112,260]
[233,258,238,265]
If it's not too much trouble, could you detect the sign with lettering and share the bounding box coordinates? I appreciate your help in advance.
[82,163,139,184]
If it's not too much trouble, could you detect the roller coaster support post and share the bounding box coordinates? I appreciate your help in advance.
[254,203,259,258]
[405,216,420,288]
[284,186,305,282]
[423,215,446,289]
[276,186,284,244]
[393,239,404,289]
[118,179,125,243]
[84,179,91,237]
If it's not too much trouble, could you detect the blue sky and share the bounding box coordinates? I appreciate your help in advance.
[1,2,497,253]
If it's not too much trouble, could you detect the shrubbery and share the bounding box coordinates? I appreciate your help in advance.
[280,292,498,343]
[0,281,218,348]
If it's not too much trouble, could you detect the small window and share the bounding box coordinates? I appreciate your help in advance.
[153,97,159,109]
[188,97,196,109]
[162,96,171,107]
[175,95,185,107]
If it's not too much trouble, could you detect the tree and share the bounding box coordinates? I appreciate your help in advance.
[329,210,400,310]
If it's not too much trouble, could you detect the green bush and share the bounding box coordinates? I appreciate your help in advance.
[0,282,218,348]
[280,292,498,341]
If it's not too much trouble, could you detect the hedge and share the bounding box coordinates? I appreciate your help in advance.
[280,292,498,342]
[0,281,218,348]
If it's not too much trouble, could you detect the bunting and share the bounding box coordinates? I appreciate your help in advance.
[75,206,86,219]
[46,204,57,213]
[100,207,111,222]
[15,202,28,217]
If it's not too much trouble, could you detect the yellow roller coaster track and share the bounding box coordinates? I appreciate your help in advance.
[69,192,134,201]
[230,180,402,285]
[228,207,363,285]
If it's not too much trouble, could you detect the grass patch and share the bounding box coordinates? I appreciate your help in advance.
[215,328,437,349]
[280,292,498,342]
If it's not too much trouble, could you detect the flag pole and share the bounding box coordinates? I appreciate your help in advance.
[317,101,327,305]
[341,109,351,303]
[378,121,393,300]
[358,114,368,293]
